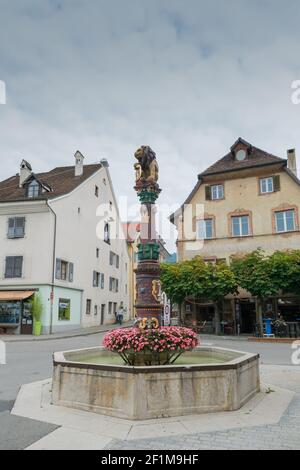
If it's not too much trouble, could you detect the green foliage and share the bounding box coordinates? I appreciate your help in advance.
[160,257,238,303]
[30,293,43,322]
[231,249,300,298]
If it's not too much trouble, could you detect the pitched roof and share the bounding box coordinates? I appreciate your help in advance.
[0,164,102,203]
[199,138,286,177]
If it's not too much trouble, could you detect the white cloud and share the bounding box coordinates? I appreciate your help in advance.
[0,0,300,250]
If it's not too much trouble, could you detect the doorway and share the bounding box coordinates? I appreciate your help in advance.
[20,301,33,335]
[100,304,106,325]
[239,300,256,334]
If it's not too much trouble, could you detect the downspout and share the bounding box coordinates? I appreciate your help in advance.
[46,200,57,335]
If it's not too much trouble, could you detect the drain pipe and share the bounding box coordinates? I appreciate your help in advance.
[46,201,57,335]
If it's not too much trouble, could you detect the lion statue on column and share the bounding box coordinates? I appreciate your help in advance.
[134,146,159,183]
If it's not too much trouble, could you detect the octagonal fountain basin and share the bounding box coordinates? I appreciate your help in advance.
[52,346,260,420]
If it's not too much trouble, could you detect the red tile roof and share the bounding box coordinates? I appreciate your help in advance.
[0,164,102,203]
[199,138,286,177]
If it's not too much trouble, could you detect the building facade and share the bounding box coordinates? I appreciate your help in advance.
[171,138,300,334]
[0,153,129,334]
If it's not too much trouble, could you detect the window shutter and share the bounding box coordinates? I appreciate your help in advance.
[55,259,61,280]
[205,186,212,200]
[5,257,14,278]
[69,263,74,282]
[116,279,119,292]
[15,257,23,278]
[93,271,97,287]
[273,175,281,192]
[116,255,119,268]
[8,218,15,238]
[101,273,104,289]
[15,217,25,238]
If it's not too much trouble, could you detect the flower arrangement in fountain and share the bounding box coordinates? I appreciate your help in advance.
[103,326,199,366]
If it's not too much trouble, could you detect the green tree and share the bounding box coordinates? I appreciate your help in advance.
[161,257,238,332]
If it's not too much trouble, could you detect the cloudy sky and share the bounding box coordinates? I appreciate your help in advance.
[0,0,300,246]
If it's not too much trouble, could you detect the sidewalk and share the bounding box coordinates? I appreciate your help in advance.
[0,321,133,343]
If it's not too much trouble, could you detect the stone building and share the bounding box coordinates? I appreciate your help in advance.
[171,138,300,335]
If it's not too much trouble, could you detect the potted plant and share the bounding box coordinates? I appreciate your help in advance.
[31,294,43,336]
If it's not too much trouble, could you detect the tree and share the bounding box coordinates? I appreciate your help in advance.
[230,249,297,328]
[161,257,238,332]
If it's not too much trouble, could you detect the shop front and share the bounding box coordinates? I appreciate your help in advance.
[0,291,35,334]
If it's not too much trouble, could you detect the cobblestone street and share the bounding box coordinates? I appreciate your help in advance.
[106,365,300,450]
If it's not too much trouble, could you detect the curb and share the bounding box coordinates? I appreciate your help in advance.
[0,323,133,343]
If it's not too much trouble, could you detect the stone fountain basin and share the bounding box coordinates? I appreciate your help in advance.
[52,346,260,420]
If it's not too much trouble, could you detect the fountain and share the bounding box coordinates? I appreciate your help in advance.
[52,146,260,420]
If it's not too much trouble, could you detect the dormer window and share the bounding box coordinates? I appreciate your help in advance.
[27,180,40,198]
[235,149,247,161]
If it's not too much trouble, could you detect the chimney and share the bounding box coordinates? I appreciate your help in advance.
[19,160,32,187]
[100,158,109,168]
[74,151,84,177]
[287,149,297,176]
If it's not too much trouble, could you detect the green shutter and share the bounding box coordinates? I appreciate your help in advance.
[273,175,281,192]
[205,186,211,200]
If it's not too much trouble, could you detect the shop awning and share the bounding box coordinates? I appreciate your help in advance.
[0,291,35,301]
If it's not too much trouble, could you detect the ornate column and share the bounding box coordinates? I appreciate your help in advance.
[134,146,162,325]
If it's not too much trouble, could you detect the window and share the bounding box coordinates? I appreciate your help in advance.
[5,256,23,278]
[197,219,213,239]
[27,180,40,198]
[109,277,119,292]
[211,184,224,200]
[61,261,68,281]
[275,210,295,233]
[260,177,274,194]
[236,149,247,161]
[8,217,25,238]
[93,271,101,287]
[95,185,99,197]
[109,251,119,268]
[104,223,110,244]
[100,273,105,289]
[55,259,74,282]
[113,303,117,316]
[232,215,250,237]
[109,251,115,266]
[94,305,98,316]
[86,299,91,315]
[96,248,100,258]
[58,299,71,321]
[108,302,113,315]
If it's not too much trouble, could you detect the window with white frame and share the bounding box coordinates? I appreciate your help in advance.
[211,184,224,200]
[197,219,213,239]
[8,217,25,238]
[260,177,274,194]
[27,180,40,198]
[275,210,295,233]
[5,256,23,278]
[231,215,250,237]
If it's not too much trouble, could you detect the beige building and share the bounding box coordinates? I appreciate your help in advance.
[171,138,300,335]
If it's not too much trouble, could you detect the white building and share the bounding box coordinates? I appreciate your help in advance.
[0,153,129,334]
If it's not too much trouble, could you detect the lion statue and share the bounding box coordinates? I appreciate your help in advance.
[134,146,159,183]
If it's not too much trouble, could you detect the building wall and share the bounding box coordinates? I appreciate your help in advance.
[49,166,130,328]
[0,202,54,285]
[177,168,300,261]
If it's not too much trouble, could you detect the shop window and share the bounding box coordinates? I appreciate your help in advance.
[58,299,71,321]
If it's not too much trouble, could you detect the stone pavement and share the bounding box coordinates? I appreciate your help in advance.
[10,364,299,450]
[105,365,300,450]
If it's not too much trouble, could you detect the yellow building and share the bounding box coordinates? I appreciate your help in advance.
[123,222,170,320]
[171,138,300,335]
